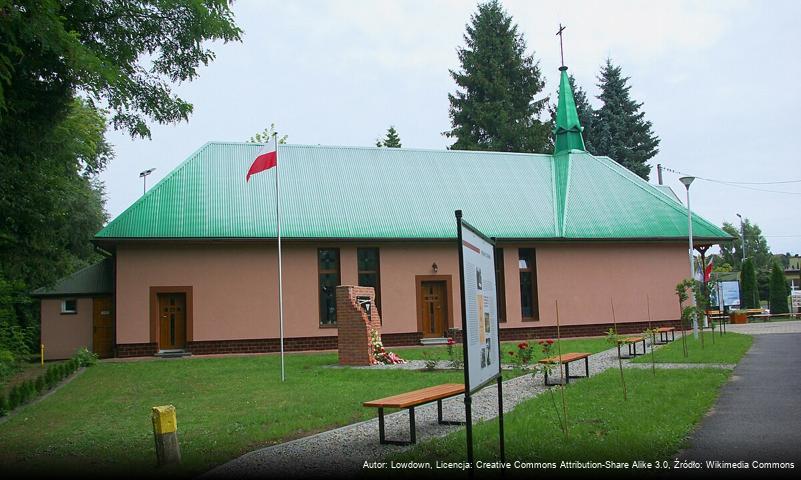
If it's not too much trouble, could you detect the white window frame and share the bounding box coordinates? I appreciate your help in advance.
[60,298,78,314]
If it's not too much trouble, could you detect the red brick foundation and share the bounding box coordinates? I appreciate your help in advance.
[114,319,681,358]
[336,285,382,366]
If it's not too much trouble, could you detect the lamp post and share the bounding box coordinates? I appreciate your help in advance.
[735,213,746,263]
[679,176,699,338]
[139,168,156,195]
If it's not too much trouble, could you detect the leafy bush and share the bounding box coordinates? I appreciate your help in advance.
[74,347,98,368]
[35,375,45,393]
[8,384,21,409]
[0,393,8,416]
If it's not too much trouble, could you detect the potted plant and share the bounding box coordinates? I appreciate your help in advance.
[730,309,748,324]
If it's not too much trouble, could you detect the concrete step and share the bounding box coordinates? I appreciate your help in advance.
[419,337,450,346]
[155,349,192,358]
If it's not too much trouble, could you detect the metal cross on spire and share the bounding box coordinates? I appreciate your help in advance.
[556,23,566,67]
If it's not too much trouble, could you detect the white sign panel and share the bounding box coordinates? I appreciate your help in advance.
[792,291,801,308]
[720,281,741,307]
[459,221,500,393]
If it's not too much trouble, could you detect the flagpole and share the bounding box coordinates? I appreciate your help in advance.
[274,132,286,382]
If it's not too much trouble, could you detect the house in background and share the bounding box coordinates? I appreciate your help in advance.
[32,258,114,360]
[37,65,731,359]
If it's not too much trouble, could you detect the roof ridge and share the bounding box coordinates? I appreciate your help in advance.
[580,152,729,236]
[204,141,554,158]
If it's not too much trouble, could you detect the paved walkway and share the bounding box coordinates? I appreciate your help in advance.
[678,333,801,465]
[725,319,801,335]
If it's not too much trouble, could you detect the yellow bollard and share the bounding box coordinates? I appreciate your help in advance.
[152,405,181,466]
[41,344,44,367]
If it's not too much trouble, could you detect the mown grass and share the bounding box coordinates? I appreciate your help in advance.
[389,368,731,470]
[632,332,753,364]
[394,337,611,364]
[0,352,464,477]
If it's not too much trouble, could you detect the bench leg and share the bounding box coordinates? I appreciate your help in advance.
[565,362,570,384]
[437,399,465,425]
[585,356,589,378]
[377,406,417,446]
[409,407,416,444]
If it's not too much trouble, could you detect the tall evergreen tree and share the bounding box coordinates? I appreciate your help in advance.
[741,258,759,309]
[593,59,660,179]
[769,262,789,314]
[446,0,550,153]
[376,126,402,148]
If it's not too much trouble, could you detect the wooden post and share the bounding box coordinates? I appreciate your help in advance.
[152,405,181,466]
[40,344,44,367]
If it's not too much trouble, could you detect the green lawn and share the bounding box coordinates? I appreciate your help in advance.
[394,337,611,364]
[632,332,753,364]
[0,352,463,477]
[390,368,731,467]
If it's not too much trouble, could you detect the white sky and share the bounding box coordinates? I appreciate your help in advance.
[100,0,801,253]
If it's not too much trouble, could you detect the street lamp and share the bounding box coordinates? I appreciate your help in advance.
[679,176,699,338]
[735,213,746,262]
[139,168,156,195]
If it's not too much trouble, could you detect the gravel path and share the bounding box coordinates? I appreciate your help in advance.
[204,334,731,479]
[725,320,801,335]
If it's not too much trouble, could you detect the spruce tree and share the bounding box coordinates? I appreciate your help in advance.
[376,126,402,148]
[593,59,660,179]
[446,0,550,153]
[741,258,759,309]
[769,262,789,314]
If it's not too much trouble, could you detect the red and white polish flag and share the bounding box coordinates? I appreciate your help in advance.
[246,136,277,182]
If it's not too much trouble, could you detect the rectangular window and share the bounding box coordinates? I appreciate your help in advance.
[357,248,381,312]
[61,298,77,314]
[318,248,341,326]
[519,249,539,321]
[495,247,506,322]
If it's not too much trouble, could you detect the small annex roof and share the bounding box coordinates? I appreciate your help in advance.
[31,257,114,297]
[95,142,731,243]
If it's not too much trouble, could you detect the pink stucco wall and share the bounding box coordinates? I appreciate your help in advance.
[115,241,687,345]
[40,298,93,360]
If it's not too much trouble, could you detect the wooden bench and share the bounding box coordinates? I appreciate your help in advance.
[617,336,646,359]
[537,352,591,386]
[363,383,465,445]
[655,327,675,344]
[748,313,800,322]
[705,310,729,335]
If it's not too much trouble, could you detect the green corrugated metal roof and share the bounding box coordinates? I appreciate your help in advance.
[95,142,732,242]
[31,258,114,297]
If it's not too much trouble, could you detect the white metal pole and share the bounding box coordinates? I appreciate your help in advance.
[274,133,286,382]
[685,186,698,338]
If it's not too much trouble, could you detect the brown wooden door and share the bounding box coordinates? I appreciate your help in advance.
[421,281,447,338]
[92,296,114,358]
[158,293,187,350]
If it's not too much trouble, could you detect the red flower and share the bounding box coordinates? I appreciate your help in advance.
[446,338,455,345]
[537,339,545,345]
[508,351,515,356]
[517,342,529,350]
[546,339,554,345]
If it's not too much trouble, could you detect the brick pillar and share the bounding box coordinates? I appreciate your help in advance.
[336,286,382,366]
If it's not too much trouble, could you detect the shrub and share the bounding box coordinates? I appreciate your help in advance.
[0,393,8,416]
[73,347,98,368]
[45,366,56,388]
[769,262,790,315]
[35,375,45,393]
[8,385,20,409]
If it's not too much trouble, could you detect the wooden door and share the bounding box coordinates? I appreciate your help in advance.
[421,281,447,338]
[158,293,187,350]
[92,296,114,358]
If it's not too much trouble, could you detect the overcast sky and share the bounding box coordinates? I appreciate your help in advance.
[100,0,801,254]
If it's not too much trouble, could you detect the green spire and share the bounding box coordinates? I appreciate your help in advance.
[553,66,585,154]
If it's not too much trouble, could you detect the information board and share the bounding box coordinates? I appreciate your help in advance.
[720,281,741,307]
[458,218,500,394]
[792,290,801,309]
